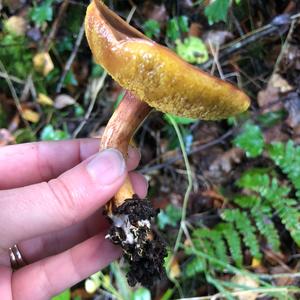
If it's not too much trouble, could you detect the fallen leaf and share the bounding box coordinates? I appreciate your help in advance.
[22,108,40,123]
[169,256,181,279]
[33,52,54,76]
[37,93,53,106]
[204,30,233,48]
[54,94,76,109]
[231,274,259,300]
[284,92,300,128]
[4,16,27,36]
[0,129,15,146]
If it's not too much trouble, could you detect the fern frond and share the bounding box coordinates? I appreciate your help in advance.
[216,223,243,267]
[251,206,280,251]
[233,195,260,208]
[222,209,262,259]
[268,140,300,195]
[193,228,225,269]
[184,256,205,277]
[271,197,300,246]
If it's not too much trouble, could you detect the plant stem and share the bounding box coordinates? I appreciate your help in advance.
[100,91,152,208]
[167,114,193,254]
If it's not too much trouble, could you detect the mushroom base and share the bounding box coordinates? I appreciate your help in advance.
[105,195,167,287]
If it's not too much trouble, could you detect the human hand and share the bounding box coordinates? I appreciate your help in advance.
[0,139,148,300]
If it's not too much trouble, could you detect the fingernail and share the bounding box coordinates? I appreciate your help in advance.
[87,149,126,186]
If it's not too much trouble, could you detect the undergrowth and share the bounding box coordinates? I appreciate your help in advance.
[183,125,300,295]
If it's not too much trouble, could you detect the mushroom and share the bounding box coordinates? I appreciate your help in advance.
[85,0,250,287]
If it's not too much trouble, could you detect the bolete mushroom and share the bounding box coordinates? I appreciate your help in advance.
[85,0,250,287]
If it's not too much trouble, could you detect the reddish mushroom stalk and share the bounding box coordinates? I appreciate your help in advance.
[101,91,152,207]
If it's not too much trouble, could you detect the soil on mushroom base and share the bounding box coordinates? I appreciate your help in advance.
[106,195,168,287]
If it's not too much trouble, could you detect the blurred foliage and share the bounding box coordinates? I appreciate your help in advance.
[52,289,71,300]
[29,0,54,26]
[157,204,182,230]
[142,19,160,39]
[166,16,189,41]
[234,122,264,157]
[175,36,209,64]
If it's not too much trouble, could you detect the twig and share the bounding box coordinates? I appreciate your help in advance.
[200,12,300,70]
[72,70,107,138]
[44,0,70,52]
[0,72,24,84]
[140,129,233,174]
[56,22,85,93]
[0,60,31,130]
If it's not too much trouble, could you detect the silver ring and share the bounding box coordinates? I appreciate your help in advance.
[9,245,26,270]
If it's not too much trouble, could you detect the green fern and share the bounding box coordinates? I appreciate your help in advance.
[184,256,206,278]
[268,140,300,195]
[222,209,262,260]
[216,223,243,267]
[251,206,280,251]
[184,140,300,279]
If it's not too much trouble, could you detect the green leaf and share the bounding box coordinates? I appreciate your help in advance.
[166,18,180,41]
[237,168,270,193]
[143,19,160,38]
[204,0,231,25]
[131,288,151,300]
[164,113,196,125]
[14,128,37,143]
[40,124,70,141]
[63,70,78,86]
[234,123,265,157]
[91,63,104,78]
[30,0,54,26]
[157,204,182,230]
[74,104,84,117]
[178,16,189,33]
[184,256,206,277]
[175,36,209,64]
[257,110,285,127]
[52,289,71,300]
[233,195,260,208]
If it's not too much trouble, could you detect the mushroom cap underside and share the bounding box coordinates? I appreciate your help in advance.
[85,1,250,120]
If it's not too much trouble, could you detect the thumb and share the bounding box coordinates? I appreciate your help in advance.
[0,149,126,246]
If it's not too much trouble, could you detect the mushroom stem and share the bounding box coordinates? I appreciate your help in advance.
[100,90,152,208]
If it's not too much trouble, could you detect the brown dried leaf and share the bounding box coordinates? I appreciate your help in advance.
[231,274,259,300]
[54,94,76,109]
[284,92,300,128]
[4,16,27,36]
[0,129,15,146]
[208,148,244,178]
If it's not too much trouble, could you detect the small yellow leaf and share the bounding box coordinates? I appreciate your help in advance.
[33,52,54,76]
[37,93,54,106]
[251,258,261,268]
[169,256,181,279]
[22,109,40,123]
[102,275,111,289]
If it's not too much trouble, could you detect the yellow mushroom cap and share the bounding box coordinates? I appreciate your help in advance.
[85,0,250,120]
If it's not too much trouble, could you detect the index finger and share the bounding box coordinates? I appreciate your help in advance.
[0,139,141,189]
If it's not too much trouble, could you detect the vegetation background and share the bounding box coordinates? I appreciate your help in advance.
[0,0,300,299]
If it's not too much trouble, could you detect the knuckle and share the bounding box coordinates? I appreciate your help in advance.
[47,177,81,226]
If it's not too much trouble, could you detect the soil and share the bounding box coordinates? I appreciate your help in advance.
[106,195,168,287]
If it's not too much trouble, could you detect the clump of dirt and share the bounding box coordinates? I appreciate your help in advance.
[106,195,167,287]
